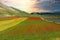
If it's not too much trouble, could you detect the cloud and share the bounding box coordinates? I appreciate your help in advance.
[35,0,60,12]
[0,0,60,12]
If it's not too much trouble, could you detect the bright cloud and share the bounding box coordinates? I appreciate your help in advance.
[0,0,46,12]
[1,0,60,12]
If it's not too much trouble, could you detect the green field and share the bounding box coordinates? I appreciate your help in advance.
[0,18,27,31]
[0,18,60,40]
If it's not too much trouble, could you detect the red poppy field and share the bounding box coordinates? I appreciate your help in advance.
[0,16,60,40]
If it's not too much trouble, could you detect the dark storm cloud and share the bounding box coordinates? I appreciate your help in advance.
[35,0,60,12]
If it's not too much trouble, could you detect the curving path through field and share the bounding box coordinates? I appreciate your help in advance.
[0,18,27,31]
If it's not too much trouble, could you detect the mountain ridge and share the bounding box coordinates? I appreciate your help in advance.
[0,3,29,17]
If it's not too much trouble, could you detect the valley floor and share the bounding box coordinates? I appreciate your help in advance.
[0,16,60,40]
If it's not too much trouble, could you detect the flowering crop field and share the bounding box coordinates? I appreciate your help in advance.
[0,17,60,40]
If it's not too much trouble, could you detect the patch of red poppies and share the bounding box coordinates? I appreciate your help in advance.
[27,17,42,20]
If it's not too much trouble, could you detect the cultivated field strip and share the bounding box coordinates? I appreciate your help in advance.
[0,18,27,31]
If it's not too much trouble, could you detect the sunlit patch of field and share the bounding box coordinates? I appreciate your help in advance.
[53,38,60,40]
[0,17,27,31]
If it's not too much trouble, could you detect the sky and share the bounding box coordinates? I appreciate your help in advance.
[0,0,60,13]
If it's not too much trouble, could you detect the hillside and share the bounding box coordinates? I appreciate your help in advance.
[0,3,29,17]
[31,12,60,23]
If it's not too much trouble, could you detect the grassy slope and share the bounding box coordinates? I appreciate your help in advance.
[0,19,60,40]
[0,3,29,17]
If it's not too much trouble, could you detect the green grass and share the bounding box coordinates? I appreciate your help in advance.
[0,20,60,40]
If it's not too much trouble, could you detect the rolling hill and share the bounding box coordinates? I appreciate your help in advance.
[0,3,29,17]
[31,12,60,24]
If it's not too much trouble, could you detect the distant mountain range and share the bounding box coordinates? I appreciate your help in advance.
[31,12,60,15]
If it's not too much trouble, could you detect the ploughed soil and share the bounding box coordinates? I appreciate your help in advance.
[27,17,42,20]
